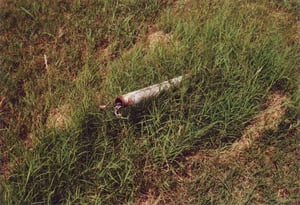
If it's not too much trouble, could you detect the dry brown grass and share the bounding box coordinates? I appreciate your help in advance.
[146,30,173,50]
[225,91,288,157]
[0,139,9,178]
[46,104,71,129]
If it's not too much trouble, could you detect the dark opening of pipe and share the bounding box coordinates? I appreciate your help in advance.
[114,96,125,107]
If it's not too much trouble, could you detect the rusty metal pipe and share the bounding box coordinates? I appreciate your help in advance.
[114,75,184,108]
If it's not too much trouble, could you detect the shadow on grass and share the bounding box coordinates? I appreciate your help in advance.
[4,110,136,204]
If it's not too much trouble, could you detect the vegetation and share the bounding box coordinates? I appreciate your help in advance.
[0,0,299,204]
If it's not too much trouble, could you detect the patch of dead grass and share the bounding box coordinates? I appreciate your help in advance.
[137,188,161,205]
[46,104,71,129]
[294,17,300,46]
[0,96,5,110]
[227,91,288,156]
[146,30,173,50]
[0,0,6,7]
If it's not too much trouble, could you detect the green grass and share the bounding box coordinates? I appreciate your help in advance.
[1,0,299,204]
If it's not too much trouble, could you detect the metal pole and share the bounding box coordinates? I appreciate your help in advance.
[100,75,186,118]
[114,75,184,108]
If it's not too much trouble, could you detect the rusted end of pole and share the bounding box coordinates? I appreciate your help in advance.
[114,95,133,108]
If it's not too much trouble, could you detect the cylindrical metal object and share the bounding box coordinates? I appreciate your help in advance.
[114,76,184,108]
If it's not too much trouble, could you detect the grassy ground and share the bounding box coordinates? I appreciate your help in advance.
[0,0,299,204]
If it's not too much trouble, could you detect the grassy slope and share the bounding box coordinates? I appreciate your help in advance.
[1,0,299,204]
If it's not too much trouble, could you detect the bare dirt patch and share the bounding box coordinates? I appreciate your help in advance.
[96,41,117,68]
[137,188,161,205]
[0,0,5,7]
[294,16,300,47]
[46,104,72,129]
[225,91,288,157]
[173,0,192,12]
[146,30,173,50]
